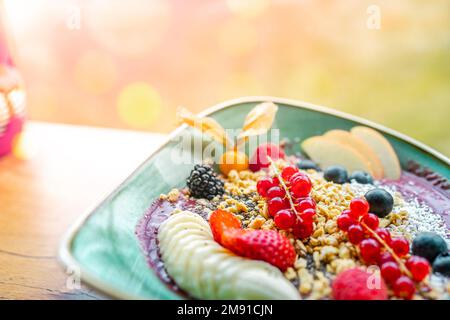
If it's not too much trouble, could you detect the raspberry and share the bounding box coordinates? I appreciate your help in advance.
[349,198,370,218]
[267,197,288,217]
[249,143,285,172]
[391,237,410,257]
[337,211,356,231]
[230,229,296,271]
[256,177,274,197]
[393,276,415,300]
[274,209,296,230]
[359,238,381,264]
[209,209,241,245]
[380,261,401,284]
[281,165,298,181]
[332,268,388,300]
[406,256,430,282]
[348,224,365,244]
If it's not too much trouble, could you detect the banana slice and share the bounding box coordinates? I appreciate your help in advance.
[158,211,301,300]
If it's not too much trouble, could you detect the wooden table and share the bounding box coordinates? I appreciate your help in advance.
[0,122,165,299]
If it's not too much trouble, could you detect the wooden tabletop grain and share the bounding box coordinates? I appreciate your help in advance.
[0,121,165,299]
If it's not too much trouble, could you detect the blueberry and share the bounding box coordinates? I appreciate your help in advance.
[348,171,373,184]
[412,232,448,263]
[433,252,450,277]
[364,188,393,218]
[323,166,348,184]
[297,160,321,171]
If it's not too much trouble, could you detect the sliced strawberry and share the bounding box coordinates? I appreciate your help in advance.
[209,209,296,271]
[228,229,296,271]
[209,209,241,245]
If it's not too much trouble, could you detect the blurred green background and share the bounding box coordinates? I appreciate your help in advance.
[3,0,450,156]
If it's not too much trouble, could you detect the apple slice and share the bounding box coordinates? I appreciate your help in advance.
[301,136,375,176]
[350,126,401,180]
[324,129,384,179]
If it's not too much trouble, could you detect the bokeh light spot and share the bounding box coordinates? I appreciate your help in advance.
[219,19,258,57]
[12,128,39,160]
[226,0,271,18]
[117,82,162,129]
[86,0,171,57]
[74,51,118,94]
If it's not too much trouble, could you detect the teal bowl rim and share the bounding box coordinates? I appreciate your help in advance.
[58,96,450,299]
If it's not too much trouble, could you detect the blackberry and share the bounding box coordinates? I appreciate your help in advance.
[187,164,225,200]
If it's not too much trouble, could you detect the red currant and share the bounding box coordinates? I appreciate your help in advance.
[266,186,286,199]
[406,256,430,282]
[256,177,274,197]
[359,238,381,264]
[374,228,392,246]
[361,213,379,231]
[290,175,312,198]
[377,251,395,265]
[274,209,297,230]
[391,237,409,257]
[267,197,288,217]
[292,220,314,239]
[294,197,316,213]
[288,172,306,184]
[272,176,280,186]
[336,213,356,231]
[300,208,315,222]
[393,276,416,300]
[281,165,298,181]
[349,198,370,218]
[380,261,401,284]
[347,224,365,244]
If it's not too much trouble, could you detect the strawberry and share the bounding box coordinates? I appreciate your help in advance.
[209,209,241,245]
[230,229,296,271]
[209,209,296,271]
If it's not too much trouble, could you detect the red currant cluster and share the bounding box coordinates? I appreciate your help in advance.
[337,198,431,299]
[256,165,316,239]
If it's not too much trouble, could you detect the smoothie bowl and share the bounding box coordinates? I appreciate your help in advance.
[59,97,450,300]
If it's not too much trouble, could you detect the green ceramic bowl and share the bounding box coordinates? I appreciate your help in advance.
[59,96,450,299]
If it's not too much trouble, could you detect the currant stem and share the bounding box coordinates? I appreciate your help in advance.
[360,221,413,278]
[267,156,300,220]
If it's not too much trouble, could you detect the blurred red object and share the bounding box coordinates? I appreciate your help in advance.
[0,8,26,157]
